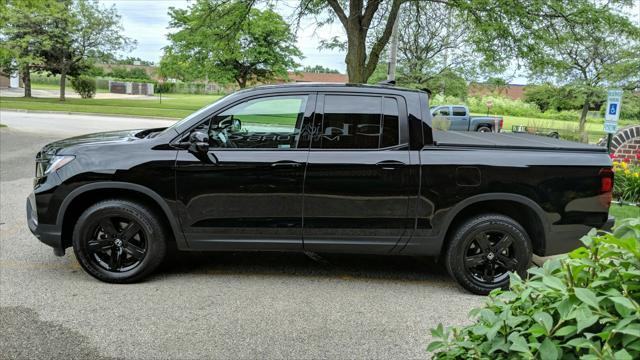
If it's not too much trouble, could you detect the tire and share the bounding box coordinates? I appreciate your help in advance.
[444,214,532,295]
[477,126,492,133]
[72,199,167,283]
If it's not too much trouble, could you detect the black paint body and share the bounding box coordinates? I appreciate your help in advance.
[27,84,614,258]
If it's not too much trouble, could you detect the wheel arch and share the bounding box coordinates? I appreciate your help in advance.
[437,193,549,255]
[58,182,187,250]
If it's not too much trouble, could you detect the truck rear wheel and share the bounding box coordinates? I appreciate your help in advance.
[444,214,531,295]
[72,199,167,283]
[477,126,492,132]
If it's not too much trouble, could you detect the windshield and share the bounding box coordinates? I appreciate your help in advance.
[160,94,230,134]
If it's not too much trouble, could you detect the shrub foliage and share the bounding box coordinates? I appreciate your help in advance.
[613,159,640,204]
[429,218,640,359]
[70,76,96,99]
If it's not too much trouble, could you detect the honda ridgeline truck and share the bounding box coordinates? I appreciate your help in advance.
[27,83,614,294]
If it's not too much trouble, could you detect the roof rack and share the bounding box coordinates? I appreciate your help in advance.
[377,79,396,86]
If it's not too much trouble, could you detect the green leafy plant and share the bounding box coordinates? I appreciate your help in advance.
[613,160,640,203]
[428,218,640,359]
[70,76,96,99]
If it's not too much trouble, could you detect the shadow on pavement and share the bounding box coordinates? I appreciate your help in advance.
[159,250,451,283]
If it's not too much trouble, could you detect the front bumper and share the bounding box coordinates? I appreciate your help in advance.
[27,193,65,256]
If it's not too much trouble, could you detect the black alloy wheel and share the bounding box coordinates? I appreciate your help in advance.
[444,213,532,295]
[87,216,147,272]
[73,199,167,283]
[462,230,517,285]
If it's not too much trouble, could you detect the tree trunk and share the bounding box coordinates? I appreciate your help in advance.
[345,30,367,83]
[22,66,32,98]
[236,76,246,89]
[59,70,66,101]
[579,98,589,132]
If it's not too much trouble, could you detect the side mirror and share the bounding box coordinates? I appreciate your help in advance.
[188,130,210,154]
[231,118,242,132]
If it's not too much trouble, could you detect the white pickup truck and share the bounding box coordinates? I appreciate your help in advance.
[430,105,503,132]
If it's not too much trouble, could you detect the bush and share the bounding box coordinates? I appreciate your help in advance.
[70,76,96,99]
[613,160,640,203]
[108,66,150,81]
[429,218,640,359]
[154,82,176,94]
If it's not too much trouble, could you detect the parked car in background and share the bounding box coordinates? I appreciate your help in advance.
[28,83,613,294]
[430,105,503,132]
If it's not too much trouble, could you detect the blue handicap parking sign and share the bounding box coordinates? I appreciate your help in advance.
[609,103,617,115]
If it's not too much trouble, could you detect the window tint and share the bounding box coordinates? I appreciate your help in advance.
[452,107,466,116]
[381,97,400,148]
[320,95,382,149]
[207,95,308,149]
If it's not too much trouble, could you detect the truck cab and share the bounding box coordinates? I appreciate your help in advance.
[430,105,503,132]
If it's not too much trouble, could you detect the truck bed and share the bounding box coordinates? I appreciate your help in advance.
[433,131,607,152]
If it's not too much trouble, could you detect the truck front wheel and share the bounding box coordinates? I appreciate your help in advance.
[444,214,531,295]
[72,199,167,283]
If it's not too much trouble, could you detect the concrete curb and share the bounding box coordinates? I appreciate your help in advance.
[0,108,180,121]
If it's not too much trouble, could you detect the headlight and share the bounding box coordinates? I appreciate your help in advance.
[45,155,75,174]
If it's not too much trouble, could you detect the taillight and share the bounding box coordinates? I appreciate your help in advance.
[499,118,504,129]
[599,167,614,207]
[600,168,614,193]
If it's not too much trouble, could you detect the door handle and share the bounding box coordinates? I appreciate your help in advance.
[270,161,302,168]
[375,160,406,170]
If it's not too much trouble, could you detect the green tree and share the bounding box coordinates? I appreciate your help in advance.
[302,65,340,73]
[523,83,556,112]
[463,0,640,131]
[394,1,476,93]
[43,0,133,101]
[0,0,61,97]
[161,1,301,88]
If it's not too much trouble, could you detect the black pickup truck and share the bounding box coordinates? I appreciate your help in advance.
[27,84,614,294]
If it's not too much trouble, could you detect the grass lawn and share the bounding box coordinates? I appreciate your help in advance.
[610,204,640,220]
[0,93,223,119]
[30,83,109,93]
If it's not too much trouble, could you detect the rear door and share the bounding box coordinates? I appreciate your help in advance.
[302,93,416,253]
[451,106,469,131]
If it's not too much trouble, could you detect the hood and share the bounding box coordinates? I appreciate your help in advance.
[39,129,144,158]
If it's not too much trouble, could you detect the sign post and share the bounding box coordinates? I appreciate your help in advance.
[604,89,623,152]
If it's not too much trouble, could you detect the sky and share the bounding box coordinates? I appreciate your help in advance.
[103,0,348,72]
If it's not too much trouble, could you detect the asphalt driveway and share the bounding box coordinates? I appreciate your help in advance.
[0,110,483,359]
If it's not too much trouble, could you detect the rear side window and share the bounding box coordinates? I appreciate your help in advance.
[452,107,466,116]
[381,97,400,148]
[320,95,382,149]
[317,95,402,149]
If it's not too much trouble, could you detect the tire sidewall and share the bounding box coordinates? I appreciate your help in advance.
[72,200,166,283]
[445,215,532,295]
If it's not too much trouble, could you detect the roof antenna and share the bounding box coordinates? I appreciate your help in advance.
[378,79,396,86]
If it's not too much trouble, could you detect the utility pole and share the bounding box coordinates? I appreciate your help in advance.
[387,8,400,82]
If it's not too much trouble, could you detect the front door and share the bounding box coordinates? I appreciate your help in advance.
[303,93,416,253]
[175,93,315,250]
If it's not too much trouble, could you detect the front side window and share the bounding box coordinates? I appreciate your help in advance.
[437,107,450,116]
[207,95,308,149]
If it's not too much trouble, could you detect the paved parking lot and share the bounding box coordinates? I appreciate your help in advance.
[0,111,483,359]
